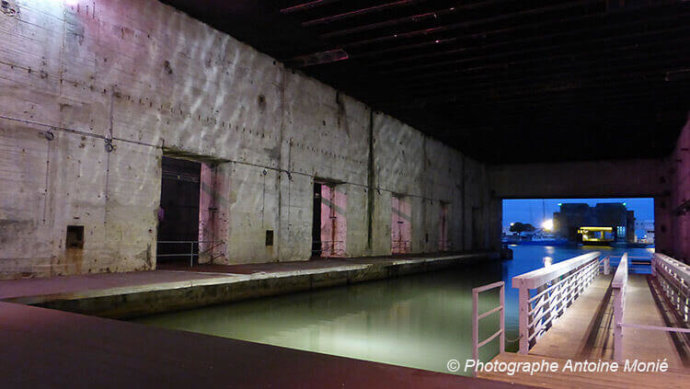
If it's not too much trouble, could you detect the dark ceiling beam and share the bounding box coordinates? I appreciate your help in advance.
[389,34,690,86]
[404,71,671,101]
[302,0,431,27]
[395,82,689,110]
[378,65,690,106]
[396,35,690,93]
[319,0,507,39]
[364,11,688,68]
[335,0,606,48]
[352,37,459,59]
[280,0,343,14]
[409,76,685,106]
[342,1,686,56]
[395,72,687,109]
[379,25,690,76]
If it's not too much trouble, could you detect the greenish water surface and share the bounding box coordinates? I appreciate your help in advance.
[132,245,653,375]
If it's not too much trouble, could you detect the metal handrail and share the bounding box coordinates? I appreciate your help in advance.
[513,251,602,354]
[612,252,690,361]
[612,253,628,361]
[653,254,690,322]
[311,240,345,256]
[472,281,505,377]
[157,240,224,267]
[526,260,599,337]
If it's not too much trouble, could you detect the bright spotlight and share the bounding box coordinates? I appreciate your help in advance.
[542,219,553,231]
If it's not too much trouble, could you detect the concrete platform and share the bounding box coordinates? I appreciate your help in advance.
[0,301,532,388]
[0,252,488,319]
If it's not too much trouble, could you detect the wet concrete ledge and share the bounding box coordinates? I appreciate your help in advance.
[3,252,492,319]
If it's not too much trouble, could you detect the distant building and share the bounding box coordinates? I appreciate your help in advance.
[553,203,635,242]
[635,220,655,243]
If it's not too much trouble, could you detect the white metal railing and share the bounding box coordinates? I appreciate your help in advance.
[472,281,505,376]
[512,251,602,354]
[612,253,690,362]
[652,253,690,323]
[612,253,628,362]
[600,255,611,275]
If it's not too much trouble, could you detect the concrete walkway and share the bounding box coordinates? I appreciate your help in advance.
[527,274,685,366]
[0,252,529,388]
[0,252,488,318]
[0,301,531,389]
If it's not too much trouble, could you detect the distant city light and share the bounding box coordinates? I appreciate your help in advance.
[542,219,554,231]
[558,203,562,206]
[510,222,515,226]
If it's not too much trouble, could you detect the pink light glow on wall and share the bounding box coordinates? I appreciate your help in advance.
[320,185,347,257]
[198,164,227,263]
[392,195,411,254]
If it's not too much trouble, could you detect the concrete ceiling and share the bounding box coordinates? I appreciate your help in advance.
[161,0,690,164]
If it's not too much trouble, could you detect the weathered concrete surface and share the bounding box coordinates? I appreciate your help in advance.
[489,159,667,199]
[0,0,494,278]
[2,253,490,319]
[0,302,533,388]
[665,115,690,262]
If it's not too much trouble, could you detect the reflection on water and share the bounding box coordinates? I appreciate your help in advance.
[133,245,653,375]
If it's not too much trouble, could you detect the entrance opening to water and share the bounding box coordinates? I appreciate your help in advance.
[502,198,654,246]
[157,156,202,265]
[502,197,655,271]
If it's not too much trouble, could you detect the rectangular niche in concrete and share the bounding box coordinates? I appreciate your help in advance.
[66,225,84,249]
[265,230,274,246]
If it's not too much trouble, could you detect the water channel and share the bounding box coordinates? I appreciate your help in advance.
[133,245,654,375]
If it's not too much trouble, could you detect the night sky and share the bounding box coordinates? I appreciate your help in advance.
[502,198,654,229]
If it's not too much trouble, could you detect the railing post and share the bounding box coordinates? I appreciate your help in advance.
[471,281,505,376]
[604,256,610,275]
[612,253,628,362]
[499,283,505,353]
[190,242,194,267]
[472,289,478,363]
[613,287,623,362]
[518,287,529,354]
[613,276,622,360]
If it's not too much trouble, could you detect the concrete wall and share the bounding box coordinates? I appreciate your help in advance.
[490,159,667,199]
[665,114,690,262]
[0,0,493,278]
